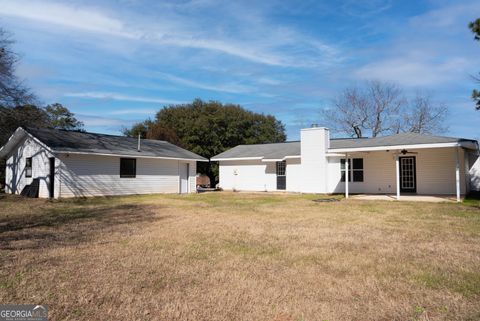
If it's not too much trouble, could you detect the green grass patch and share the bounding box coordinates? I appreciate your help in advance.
[414,270,480,297]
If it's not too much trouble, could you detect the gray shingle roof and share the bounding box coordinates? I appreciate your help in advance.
[211,132,476,160]
[330,132,473,149]
[212,141,300,160]
[23,127,207,161]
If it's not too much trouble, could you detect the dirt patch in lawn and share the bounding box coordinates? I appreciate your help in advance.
[0,192,479,321]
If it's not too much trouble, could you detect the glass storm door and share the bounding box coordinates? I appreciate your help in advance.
[276,161,286,190]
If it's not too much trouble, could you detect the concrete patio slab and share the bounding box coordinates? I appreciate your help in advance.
[351,194,458,203]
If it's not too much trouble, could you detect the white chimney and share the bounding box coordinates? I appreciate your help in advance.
[300,126,330,193]
[137,134,141,152]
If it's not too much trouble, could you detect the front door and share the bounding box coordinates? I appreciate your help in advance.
[179,163,189,193]
[276,161,286,190]
[399,156,416,193]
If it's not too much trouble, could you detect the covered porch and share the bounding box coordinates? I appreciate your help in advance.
[329,140,479,202]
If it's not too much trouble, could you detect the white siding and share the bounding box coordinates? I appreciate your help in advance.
[467,151,480,192]
[218,160,276,191]
[300,128,329,193]
[329,147,467,195]
[286,158,302,192]
[5,136,53,198]
[57,154,196,197]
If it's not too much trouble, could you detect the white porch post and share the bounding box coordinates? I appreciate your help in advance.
[455,147,461,202]
[345,153,349,199]
[395,154,400,200]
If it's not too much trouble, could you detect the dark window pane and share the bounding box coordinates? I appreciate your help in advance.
[340,159,345,170]
[25,157,32,178]
[353,170,364,182]
[120,158,136,178]
[353,158,363,170]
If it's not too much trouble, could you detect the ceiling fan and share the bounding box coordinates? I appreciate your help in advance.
[400,149,418,155]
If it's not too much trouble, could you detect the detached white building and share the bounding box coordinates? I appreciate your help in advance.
[212,127,480,201]
[0,127,207,198]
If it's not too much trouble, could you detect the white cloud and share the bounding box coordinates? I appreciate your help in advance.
[65,92,184,104]
[155,72,253,94]
[0,0,341,67]
[108,108,157,115]
[354,56,470,87]
[0,0,137,38]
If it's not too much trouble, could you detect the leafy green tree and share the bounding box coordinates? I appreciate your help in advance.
[45,103,84,131]
[125,99,286,184]
[469,18,480,110]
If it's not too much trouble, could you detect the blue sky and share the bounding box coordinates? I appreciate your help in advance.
[0,0,479,140]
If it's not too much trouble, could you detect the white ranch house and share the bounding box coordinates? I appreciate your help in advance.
[212,127,480,201]
[0,127,207,198]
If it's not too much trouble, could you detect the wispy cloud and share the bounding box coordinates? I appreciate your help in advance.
[108,108,158,115]
[354,56,470,87]
[65,92,184,104]
[155,72,253,94]
[0,0,341,67]
[0,0,136,38]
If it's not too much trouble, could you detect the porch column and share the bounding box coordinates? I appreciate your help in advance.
[395,154,400,200]
[345,153,349,199]
[455,147,461,202]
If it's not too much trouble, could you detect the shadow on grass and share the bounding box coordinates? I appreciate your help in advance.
[0,202,168,251]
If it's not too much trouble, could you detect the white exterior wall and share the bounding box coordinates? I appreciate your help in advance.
[329,147,467,195]
[467,151,480,191]
[285,158,302,192]
[218,159,276,191]
[300,127,329,193]
[217,146,473,196]
[5,136,53,198]
[57,154,197,198]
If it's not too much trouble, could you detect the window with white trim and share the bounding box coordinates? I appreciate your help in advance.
[340,158,364,182]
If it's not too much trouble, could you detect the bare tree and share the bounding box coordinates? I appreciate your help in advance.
[323,87,369,138]
[323,81,447,137]
[0,27,35,107]
[402,93,448,134]
[366,81,404,137]
[323,81,404,138]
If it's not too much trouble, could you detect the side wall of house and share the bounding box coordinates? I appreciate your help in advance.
[5,136,53,198]
[218,160,277,191]
[329,147,467,195]
[57,154,196,197]
[468,151,480,192]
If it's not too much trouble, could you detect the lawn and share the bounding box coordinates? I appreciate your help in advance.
[0,192,479,321]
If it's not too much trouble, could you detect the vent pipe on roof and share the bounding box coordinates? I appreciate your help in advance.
[137,134,141,152]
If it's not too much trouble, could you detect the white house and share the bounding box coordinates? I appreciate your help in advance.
[0,127,207,198]
[212,126,480,201]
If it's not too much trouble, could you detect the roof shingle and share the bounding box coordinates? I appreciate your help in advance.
[212,132,477,160]
[23,127,207,161]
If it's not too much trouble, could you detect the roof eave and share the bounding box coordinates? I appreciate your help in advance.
[329,142,464,153]
[211,156,263,161]
[54,150,208,162]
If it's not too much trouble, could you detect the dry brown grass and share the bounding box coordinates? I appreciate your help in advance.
[0,192,479,321]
